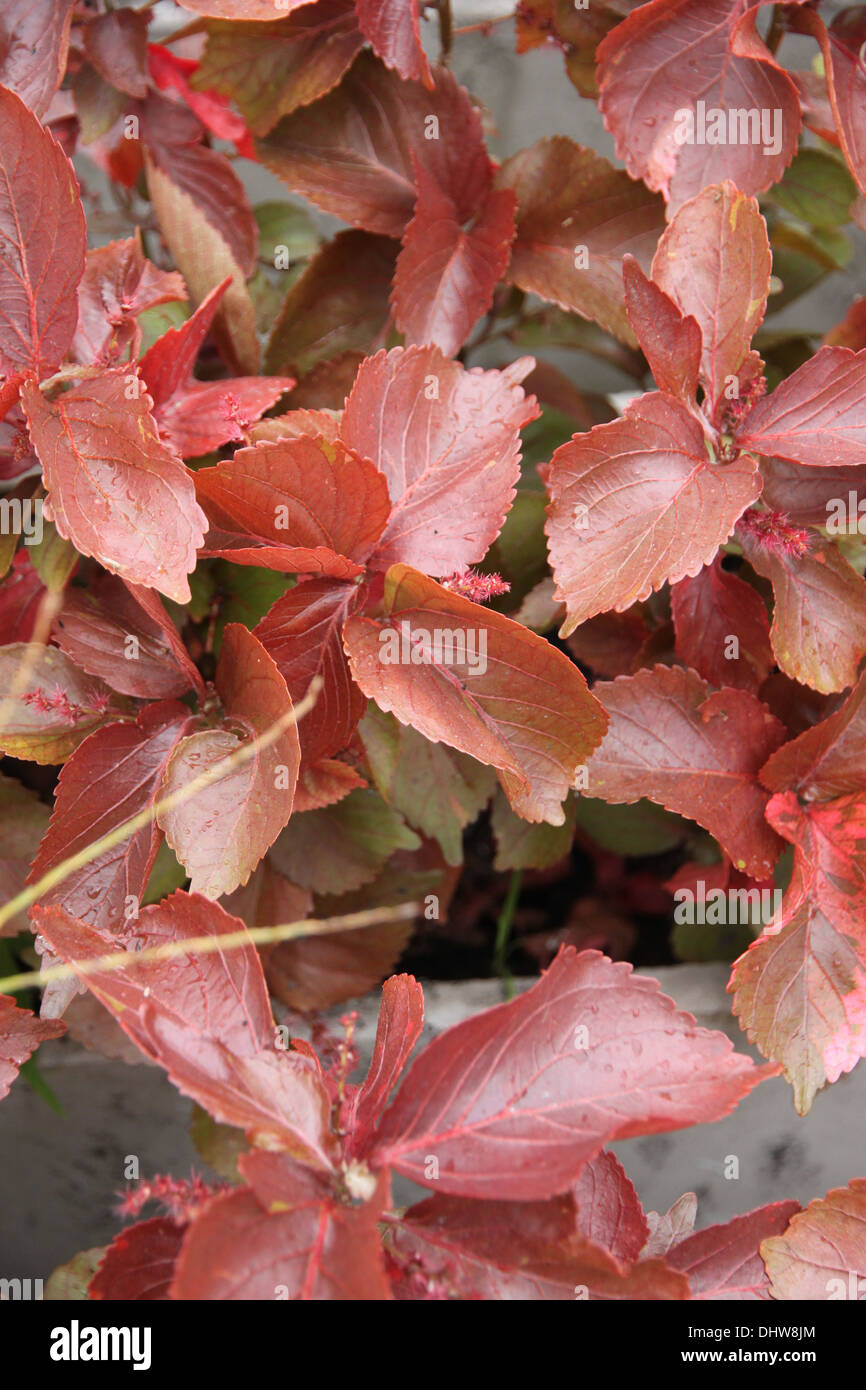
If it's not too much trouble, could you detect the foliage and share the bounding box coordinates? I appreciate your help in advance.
[1,0,866,1300]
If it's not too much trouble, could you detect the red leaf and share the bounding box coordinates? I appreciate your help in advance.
[738,521,866,694]
[565,608,652,679]
[256,52,491,237]
[341,346,538,576]
[223,858,402,1012]
[158,625,301,899]
[670,556,772,693]
[573,1150,649,1262]
[351,974,425,1147]
[264,230,397,378]
[147,44,251,152]
[250,409,341,446]
[33,893,334,1163]
[138,280,231,407]
[144,152,259,376]
[392,164,516,357]
[642,1193,698,1256]
[368,948,776,1200]
[26,701,196,934]
[172,1152,390,1300]
[159,379,296,461]
[344,564,608,823]
[0,643,116,764]
[194,1,364,137]
[665,1201,800,1299]
[254,578,367,764]
[0,86,85,376]
[544,392,761,634]
[0,551,45,644]
[22,370,207,605]
[824,296,866,351]
[650,183,771,414]
[597,0,801,212]
[71,234,186,367]
[221,857,311,938]
[761,1181,866,1300]
[356,0,432,88]
[760,670,866,801]
[173,0,314,15]
[798,9,866,196]
[387,1190,687,1300]
[89,1218,184,1301]
[195,434,390,579]
[291,757,367,813]
[275,921,409,1013]
[497,138,665,345]
[84,9,150,100]
[756,454,866,526]
[138,281,293,457]
[0,773,49,938]
[730,791,866,1111]
[53,576,202,700]
[738,346,866,468]
[0,994,64,1100]
[622,255,702,402]
[586,665,786,878]
[0,0,75,117]
[140,92,257,277]
[121,580,206,700]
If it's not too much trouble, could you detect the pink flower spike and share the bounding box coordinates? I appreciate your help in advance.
[440,568,511,602]
[736,508,813,558]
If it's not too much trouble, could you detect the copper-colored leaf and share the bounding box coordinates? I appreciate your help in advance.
[344,565,608,824]
[586,665,786,878]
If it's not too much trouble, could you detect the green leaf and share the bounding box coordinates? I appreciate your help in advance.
[483,490,549,609]
[517,410,579,489]
[767,222,851,312]
[270,787,421,894]
[254,201,320,264]
[141,838,187,906]
[770,148,857,228]
[574,797,686,856]
[137,298,191,357]
[492,788,577,870]
[190,1104,247,1183]
[27,518,78,592]
[359,703,495,865]
[212,560,293,656]
[671,915,754,963]
[44,1247,106,1300]
[18,1054,63,1113]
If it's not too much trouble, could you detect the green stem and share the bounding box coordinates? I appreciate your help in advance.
[493,869,523,999]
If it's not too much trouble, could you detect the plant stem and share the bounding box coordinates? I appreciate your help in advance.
[765,6,784,56]
[453,14,514,36]
[493,868,523,999]
[438,0,453,61]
